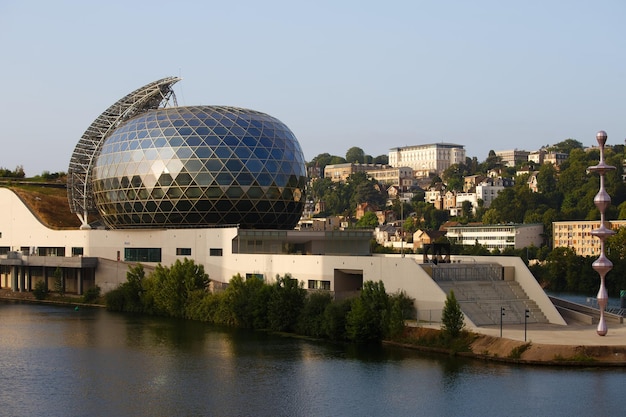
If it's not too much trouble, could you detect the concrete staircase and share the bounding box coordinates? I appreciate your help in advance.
[434,265,549,326]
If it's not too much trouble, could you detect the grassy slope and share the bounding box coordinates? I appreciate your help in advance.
[1,179,82,229]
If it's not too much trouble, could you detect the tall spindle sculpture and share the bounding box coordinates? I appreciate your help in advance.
[588,130,615,336]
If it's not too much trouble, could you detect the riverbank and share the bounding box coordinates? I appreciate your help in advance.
[3,289,625,366]
[389,325,626,366]
[0,289,104,308]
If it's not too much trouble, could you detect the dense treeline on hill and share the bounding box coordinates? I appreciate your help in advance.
[106,260,415,343]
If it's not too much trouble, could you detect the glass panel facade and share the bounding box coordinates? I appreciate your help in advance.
[92,106,307,230]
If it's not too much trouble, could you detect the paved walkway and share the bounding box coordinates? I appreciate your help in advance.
[469,322,626,346]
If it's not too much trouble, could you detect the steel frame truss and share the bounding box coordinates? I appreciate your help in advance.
[67,76,180,227]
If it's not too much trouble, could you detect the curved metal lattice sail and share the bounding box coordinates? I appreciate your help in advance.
[67,76,180,228]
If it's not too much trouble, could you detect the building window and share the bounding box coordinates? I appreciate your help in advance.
[176,248,192,256]
[0,246,9,255]
[210,248,223,256]
[246,273,264,281]
[124,248,161,262]
[308,280,331,290]
[37,247,66,257]
[71,247,84,256]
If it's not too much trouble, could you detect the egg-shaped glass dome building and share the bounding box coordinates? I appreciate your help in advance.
[90,105,307,229]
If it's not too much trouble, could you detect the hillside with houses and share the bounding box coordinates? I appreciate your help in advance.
[302,140,626,295]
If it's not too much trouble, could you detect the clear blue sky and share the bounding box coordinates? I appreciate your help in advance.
[2,0,625,176]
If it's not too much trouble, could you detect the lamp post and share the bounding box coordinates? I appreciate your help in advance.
[400,200,405,258]
[588,131,615,336]
[524,309,530,342]
[500,307,505,337]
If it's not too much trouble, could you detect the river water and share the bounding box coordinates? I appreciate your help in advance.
[0,301,624,417]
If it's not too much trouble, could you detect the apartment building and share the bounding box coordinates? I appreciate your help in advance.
[495,149,530,167]
[445,223,544,251]
[324,163,390,182]
[553,220,626,256]
[366,166,414,189]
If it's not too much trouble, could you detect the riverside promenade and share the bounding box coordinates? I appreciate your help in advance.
[411,321,626,365]
[474,322,626,346]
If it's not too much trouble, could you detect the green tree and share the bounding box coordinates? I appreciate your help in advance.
[309,177,334,203]
[152,258,209,318]
[352,180,386,209]
[536,163,558,194]
[53,267,64,296]
[481,150,502,172]
[557,148,597,219]
[605,228,626,294]
[387,290,415,339]
[346,280,390,342]
[267,274,307,332]
[323,299,352,341]
[441,290,465,338]
[373,154,389,165]
[442,162,470,191]
[541,247,578,291]
[346,146,365,163]
[105,264,147,312]
[481,208,500,225]
[461,200,474,221]
[125,263,146,308]
[423,208,449,230]
[297,291,333,337]
[356,211,379,228]
[548,138,583,154]
[307,153,345,173]
[403,216,418,234]
[320,181,353,215]
[390,198,412,222]
[223,274,270,328]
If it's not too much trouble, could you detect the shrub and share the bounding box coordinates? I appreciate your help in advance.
[105,288,126,311]
[33,280,48,300]
[82,286,101,304]
[297,291,333,337]
[508,342,532,359]
[323,298,352,341]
